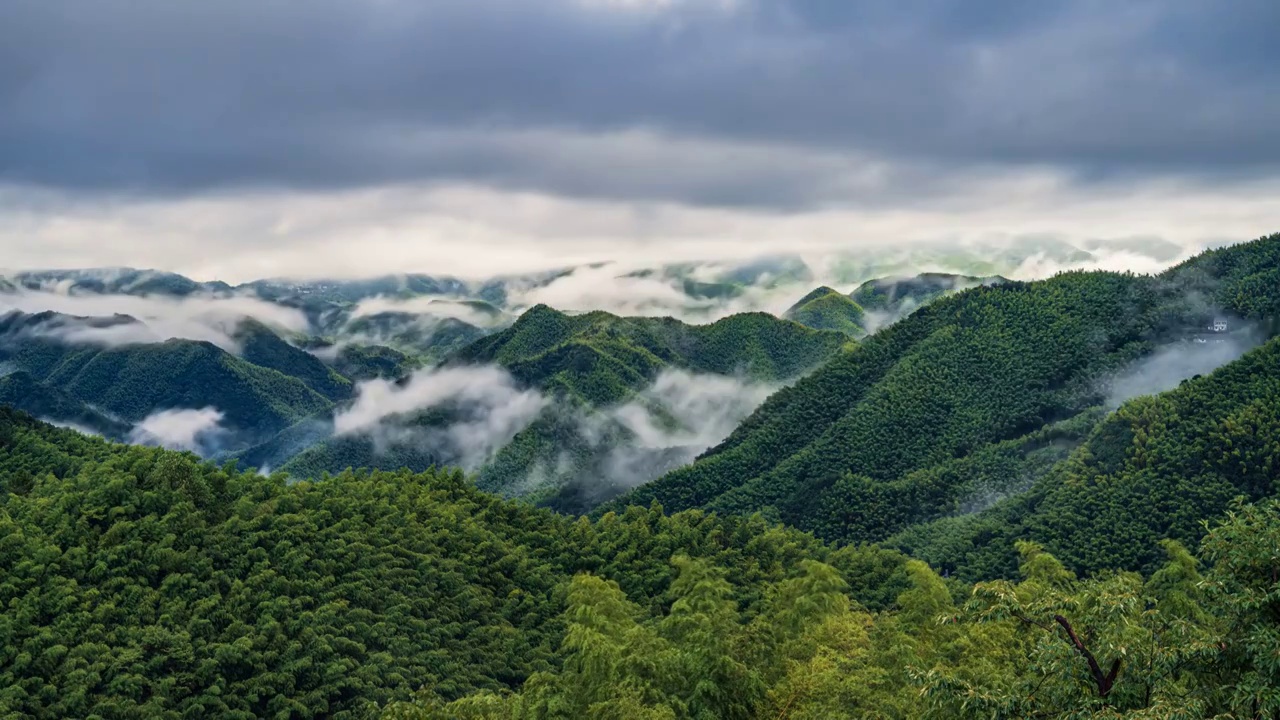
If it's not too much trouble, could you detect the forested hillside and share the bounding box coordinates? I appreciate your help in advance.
[892,332,1280,580]
[452,305,847,401]
[4,409,1280,718]
[266,306,849,506]
[848,272,1006,318]
[0,410,906,718]
[614,234,1280,566]
[0,311,335,442]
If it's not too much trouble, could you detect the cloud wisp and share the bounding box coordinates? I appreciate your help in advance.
[128,407,229,454]
[334,365,549,471]
[0,288,311,351]
[1104,329,1263,409]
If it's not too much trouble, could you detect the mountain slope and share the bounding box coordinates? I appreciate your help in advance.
[0,408,907,717]
[263,307,848,502]
[0,311,335,446]
[890,332,1280,580]
[456,305,847,397]
[234,319,353,400]
[611,233,1280,545]
[0,371,132,439]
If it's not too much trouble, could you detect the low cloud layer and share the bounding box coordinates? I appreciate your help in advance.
[1105,330,1263,408]
[0,288,310,351]
[2,180,1268,283]
[129,407,228,454]
[334,365,548,471]
[525,368,777,504]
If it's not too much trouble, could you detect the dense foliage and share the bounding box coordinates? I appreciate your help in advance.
[783,286,867,336]
[454,305,847,405]
[848,273,1005,317]
[616,235,1280,574]
[5,407,1280,718]
[389,507,1280,719]
[234,319,354,402]
[319,343,421,383]
[892,332,1280,580]
[265,306,849,502]
[4,234,1280,717]
[0,312,336,444]
[0,409,907,718]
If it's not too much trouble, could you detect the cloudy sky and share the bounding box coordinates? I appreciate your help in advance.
[2,0,1278,281]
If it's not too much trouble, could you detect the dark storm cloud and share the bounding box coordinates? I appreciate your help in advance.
[1,0,1278,207]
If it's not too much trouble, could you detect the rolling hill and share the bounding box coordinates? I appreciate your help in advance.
[0,310,345,450]
[609,234,1280,564]
[252,306,849,506]
[783,286,867,335]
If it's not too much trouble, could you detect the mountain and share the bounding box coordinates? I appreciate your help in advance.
[251,306,849,505]
[610,234,1280,556]
[783,286,867,335]
[338,311,492,359]
[233,319,353,401]
[784,274,1008,338]
[0,370,131,439]
[0,310,338,449]
[849,272,1007,320]
[454,305,848,397]
[10,268,234,297]
[313,342,420,382]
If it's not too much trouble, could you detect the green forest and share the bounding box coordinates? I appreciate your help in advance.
[4,403,1280,718]
[260,305,849,500]
[2,234,1280,717]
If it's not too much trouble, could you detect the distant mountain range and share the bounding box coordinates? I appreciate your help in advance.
[0,234,1221,513]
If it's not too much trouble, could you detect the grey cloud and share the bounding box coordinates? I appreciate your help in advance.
[2,0,1278,208]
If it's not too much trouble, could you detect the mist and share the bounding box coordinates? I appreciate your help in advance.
[608,369,775,452]
[349,296,510,328]
[1105,332,1263,408]
[527,369,777,508]
[334,365,548,471]
[0,289,309,352]
[129,407,228,454]
[496,240,1211,325]
[599,370,774,488]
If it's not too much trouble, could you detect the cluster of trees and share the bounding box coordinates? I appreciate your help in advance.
[7,404,1280,718]
[0,408,905,718]
[390,506,1280,719]
[616,234,1280,565]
